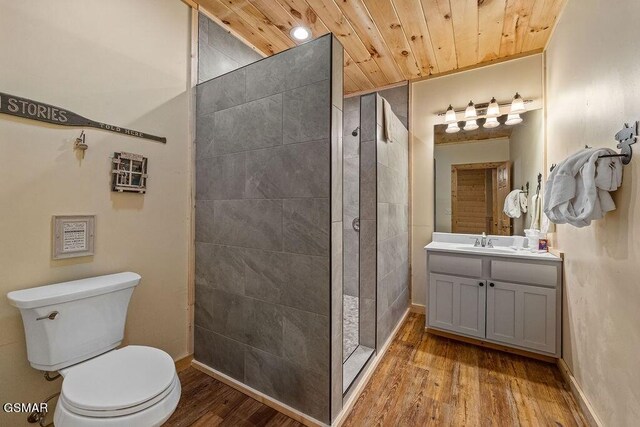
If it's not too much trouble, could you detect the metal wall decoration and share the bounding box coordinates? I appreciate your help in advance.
[52,215,95,260]
[0,92,166,143]
[111,152,148,194]
[74,130,88,158]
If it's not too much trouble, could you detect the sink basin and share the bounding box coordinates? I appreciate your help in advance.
[455,245,518,254]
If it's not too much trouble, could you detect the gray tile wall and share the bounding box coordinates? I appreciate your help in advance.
[343,96,360,298]
[374,94,410,347]
[345,85,408,351]
[359,94,378,350]
[377,85,409,128]
[195,35,342,424]
[198,13,263,83]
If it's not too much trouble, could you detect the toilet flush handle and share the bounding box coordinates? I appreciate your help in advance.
[36,311,59,321]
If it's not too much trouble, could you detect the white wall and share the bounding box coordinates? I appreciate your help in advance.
[410,55,544,306]
[0,1,192,425]
[546,0,640,424]
[509,109,544,235]
[434,138,510,232]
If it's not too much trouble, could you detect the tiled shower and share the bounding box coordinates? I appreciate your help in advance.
[194,30,409,424]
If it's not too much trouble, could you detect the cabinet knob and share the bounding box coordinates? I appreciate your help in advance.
[479,282,484,287]
[489,283,495,287]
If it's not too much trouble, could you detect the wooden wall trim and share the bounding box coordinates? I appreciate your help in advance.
[556,359,603,427]
[186,4,198,359]
[410,303,425,315]
[181,0,198,9]
[343,80,409,99]
[410,49,544,85]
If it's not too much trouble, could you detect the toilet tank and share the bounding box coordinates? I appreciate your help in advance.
[7,272,141,371]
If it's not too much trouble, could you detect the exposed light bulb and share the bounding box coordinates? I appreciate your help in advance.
[505,113,523,125]
[444,105,457,124]
[510,92,526,114]
[290,26,311,41]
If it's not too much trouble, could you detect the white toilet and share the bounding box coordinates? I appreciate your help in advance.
[7,272,181,427]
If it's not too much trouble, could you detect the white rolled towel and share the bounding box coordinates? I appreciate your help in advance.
[544,148,623,227]
[504,190,527,218]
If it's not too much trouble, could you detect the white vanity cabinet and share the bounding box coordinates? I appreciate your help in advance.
[426,249,562,358]
[486,281,556,354]
[428,273,486,338]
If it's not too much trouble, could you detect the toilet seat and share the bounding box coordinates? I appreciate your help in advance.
[56,345,180,424]
[60,374,179,418]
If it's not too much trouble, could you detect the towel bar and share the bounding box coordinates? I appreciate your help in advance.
[550,121,637,172]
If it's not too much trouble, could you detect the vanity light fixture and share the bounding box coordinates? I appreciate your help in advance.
[483,116,500,129]
[446,122,461,133]
[290,26,311,41]
[483,97,501,128]
[464,120,479,131]
[463,101,478,131]
[510,92,526,114]
[464,101,478,120]
[439,95,531,130]
[444,105,457,124]
[486,97,500,118]
[505,113,523,126]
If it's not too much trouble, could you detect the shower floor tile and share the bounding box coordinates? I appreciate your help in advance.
[343,294,359,361]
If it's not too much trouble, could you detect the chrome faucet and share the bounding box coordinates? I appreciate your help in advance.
[473,232,495,248]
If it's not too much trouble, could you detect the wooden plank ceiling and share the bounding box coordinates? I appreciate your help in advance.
[193,0,566,94]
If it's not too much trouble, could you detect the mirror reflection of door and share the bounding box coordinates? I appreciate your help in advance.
[451,162,511,235]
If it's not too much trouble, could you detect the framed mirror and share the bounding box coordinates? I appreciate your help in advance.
[434,109,543,236]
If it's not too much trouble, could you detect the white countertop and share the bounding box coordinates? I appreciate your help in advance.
[425,241,562,262]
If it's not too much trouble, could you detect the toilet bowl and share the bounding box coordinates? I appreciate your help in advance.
[7,272,182,427]
[54,346,180,427]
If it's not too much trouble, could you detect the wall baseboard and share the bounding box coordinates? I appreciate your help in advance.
[175,354,193,372]
[333,307,411,426]
[410,303,425,314]
[556,359,603,427]
[191,360,326,427]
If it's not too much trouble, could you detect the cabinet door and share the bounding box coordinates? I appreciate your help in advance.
[486,281,556,354]
[428,274,486,338]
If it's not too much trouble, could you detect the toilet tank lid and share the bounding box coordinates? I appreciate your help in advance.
[7,272,141,309]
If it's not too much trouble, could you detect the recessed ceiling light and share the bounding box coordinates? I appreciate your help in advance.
[290,26,311,41]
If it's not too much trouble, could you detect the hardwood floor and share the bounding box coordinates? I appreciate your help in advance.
[166,313,586,426]
[163,367,302,426]
[343,313,587,426]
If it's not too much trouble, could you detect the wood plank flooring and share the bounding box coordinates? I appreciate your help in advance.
[166,313,586,426]
[163,367,302,426]
[343,313,587,426]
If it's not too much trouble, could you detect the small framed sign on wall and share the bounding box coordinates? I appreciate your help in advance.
[52,215,95,260]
